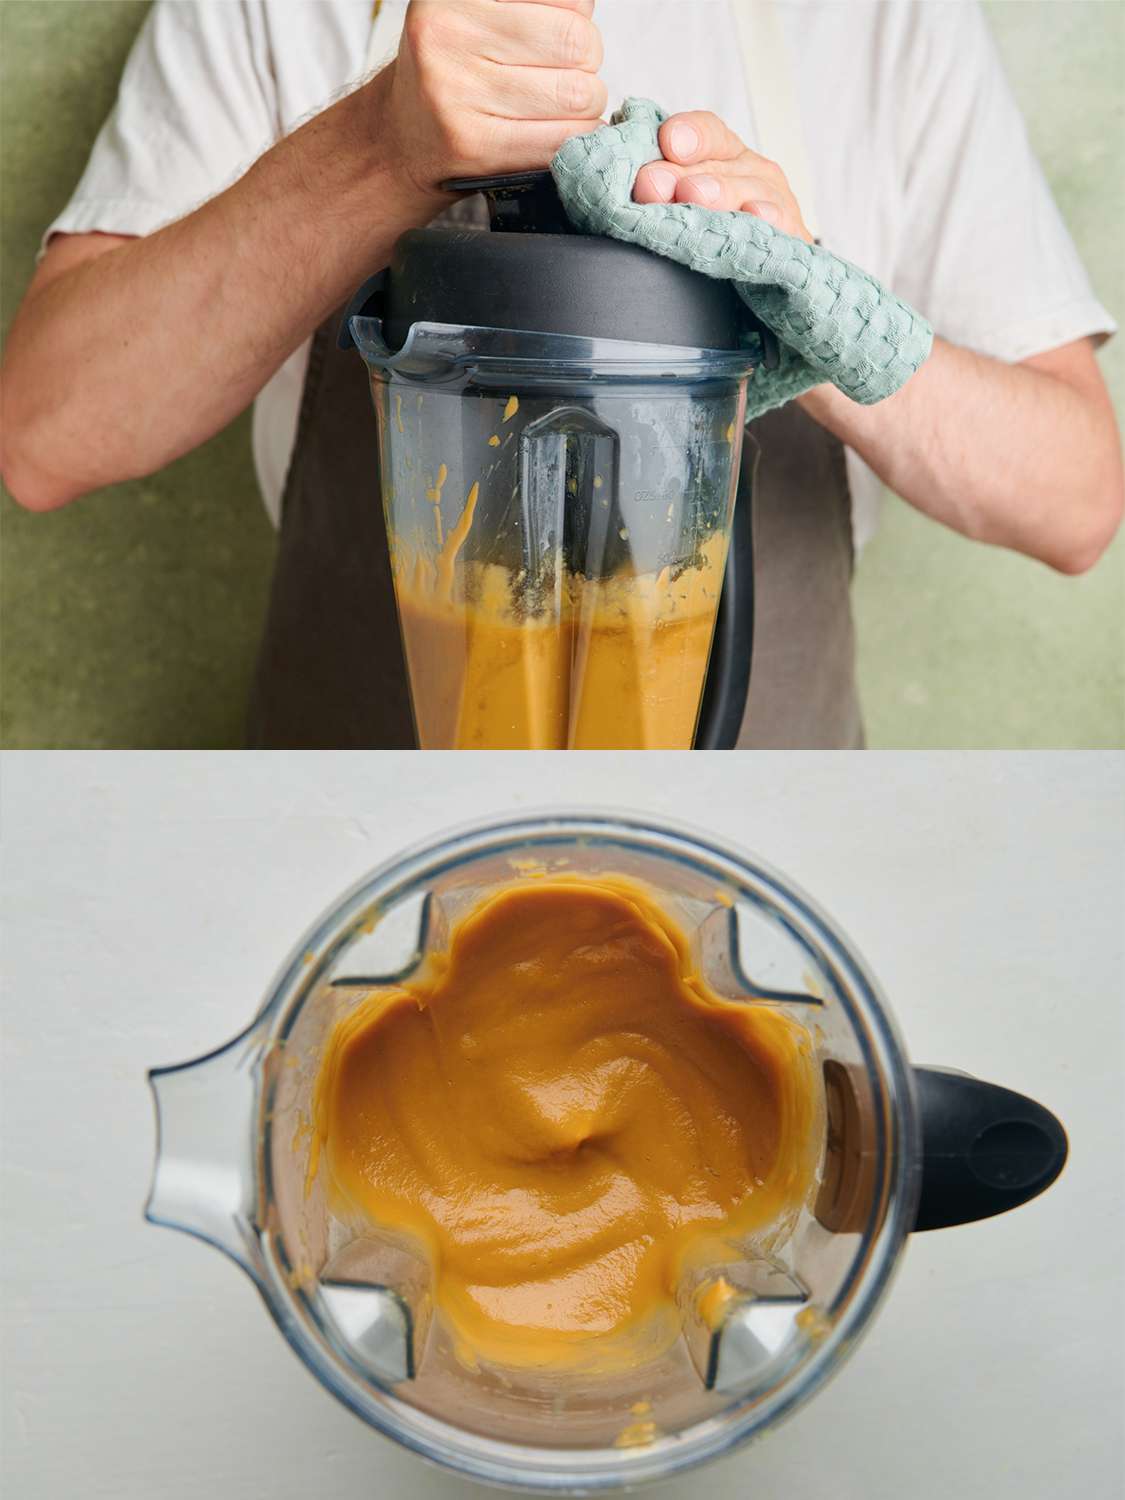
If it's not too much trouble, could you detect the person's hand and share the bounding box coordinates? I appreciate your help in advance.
[633,110,812,241]
[382,0,606,197]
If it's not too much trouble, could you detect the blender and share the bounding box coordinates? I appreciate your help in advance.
[338,175,766,749]
[146,811,1067,1492]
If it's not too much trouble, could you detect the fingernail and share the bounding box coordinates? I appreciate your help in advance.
[687,174,721,203]
[645,166,677,200]
[668,123,699,159]
[749,200,780,225]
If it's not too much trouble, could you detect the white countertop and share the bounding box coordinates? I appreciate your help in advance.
[2,752,1122,1499]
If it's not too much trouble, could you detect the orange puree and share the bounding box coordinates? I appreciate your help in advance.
[393,534,727,750]
[312,877,819,1372]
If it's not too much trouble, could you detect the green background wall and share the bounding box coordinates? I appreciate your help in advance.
[2,0,1122,748]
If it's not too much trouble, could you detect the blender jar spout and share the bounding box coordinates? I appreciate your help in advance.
[145,1033,262,1278]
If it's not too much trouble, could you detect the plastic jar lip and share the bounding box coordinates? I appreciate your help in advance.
[252,809,920,1492]
[350,317,760,384]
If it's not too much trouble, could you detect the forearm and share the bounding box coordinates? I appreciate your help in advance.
[1,67,441,510]
[798,336,1123,575]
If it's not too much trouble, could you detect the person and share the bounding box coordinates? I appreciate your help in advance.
[2,0,1121,749]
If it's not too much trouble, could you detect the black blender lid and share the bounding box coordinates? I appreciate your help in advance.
[349,170,759,355]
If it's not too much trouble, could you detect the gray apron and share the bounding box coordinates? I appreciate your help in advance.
[246,304,862,750]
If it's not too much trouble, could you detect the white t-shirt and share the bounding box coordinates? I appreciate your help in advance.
[45,0,1115,546]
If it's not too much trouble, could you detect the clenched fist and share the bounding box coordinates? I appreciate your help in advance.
[381,0,606,197]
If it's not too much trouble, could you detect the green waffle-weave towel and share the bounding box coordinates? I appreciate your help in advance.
[552,98,933,416]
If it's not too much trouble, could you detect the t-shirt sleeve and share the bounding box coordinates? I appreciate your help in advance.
[890,0,1115,360]
[41,0,279,254]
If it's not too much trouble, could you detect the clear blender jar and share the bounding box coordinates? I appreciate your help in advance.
[339,175,762,750]
[146,811,1067,1492]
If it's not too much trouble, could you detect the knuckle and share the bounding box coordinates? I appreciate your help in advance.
[406,3,467,62]
[557,68,596,117]
[688,110,720,144]
[406,13,455,75]
[404,5,437,52]
[585,20,605,70]
[557,11,597,68]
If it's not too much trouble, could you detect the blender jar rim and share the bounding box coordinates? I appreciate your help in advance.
[348,316,760,383]
[150,808,921,1492]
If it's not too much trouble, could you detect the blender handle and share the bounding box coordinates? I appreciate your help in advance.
[911,1066,1068,1231]
[695,460,755,749]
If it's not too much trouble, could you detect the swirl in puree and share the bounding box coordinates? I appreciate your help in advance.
[312,876,820,1370]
